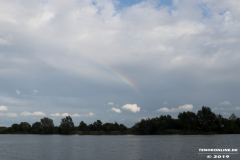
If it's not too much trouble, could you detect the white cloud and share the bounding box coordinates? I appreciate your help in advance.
[234,107,240,110]
[0,112,17,117]
[1,0,240,125]
[21,112,31,116]
[21,111,46,116]
[61,113,70,116]
[0,97,29,105]
[108,102,114,105]
[122,104,140,113]
[157,107,171,112]
[157,104,193,113]
[51,112,95,117]
[0,38,11,45]
[50,113,60,116]
[28,11,54,28]
[111,107,121,113]
[222,112,231,116]
[219,101,231,105]
[72,113,81,117]
[6,113,18,117]
[0,106,8,111]
[33,90,39,95]
[88,112,95,116]
[32,112,46,116]
[16,89,21,94]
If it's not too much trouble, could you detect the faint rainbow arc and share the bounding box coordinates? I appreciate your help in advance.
[81,53,140,93]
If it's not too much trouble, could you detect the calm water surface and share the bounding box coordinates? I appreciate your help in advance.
[0,134,239,160]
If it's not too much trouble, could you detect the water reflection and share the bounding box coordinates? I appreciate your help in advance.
[0,134,239,160]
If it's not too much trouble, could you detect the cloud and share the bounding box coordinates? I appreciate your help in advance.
[214,106,240,111]
[108,102,114,105]
[72,113,81,117]
[0,98,29,105]
[219,101,231,105]
[33,90,39,95]
[51,112,95,117]
[50,113,60,116]
[0,38,12,46]
[234,107,240,110]
[21,111,46,116]
[0,112,17,117]
[88,112,95,116]
[122,104,140,113]
[157,104,193,113]
[6,113,18,117]
[157,107,171,112]
[1,0,240,126]
[61,113,70,116]
[16,89,21,94]
[110,107,121,113]
[222,112,231,116]
[0,106,8,111]
[163,101,168,105]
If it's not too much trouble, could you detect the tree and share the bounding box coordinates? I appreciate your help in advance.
[214,114,224,133]
[93,120,103,131]
[197,106,216,132]
[59,116,74,134]
[102,123,115,132]
[19,122,31,133]
[229,113,237,121]
[178,111,197,130]
[31,122,43,134]
[79,121,87,131]
[114,122,119,131]
[236,118,240,128]
[11,123,20,132]
[41,117,54,134]
[119,124,128,132]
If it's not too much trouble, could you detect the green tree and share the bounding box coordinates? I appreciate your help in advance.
[41,117,54,134]
[59,116,74,134]
[214,114,225,133]
[229,113,237,121]
[79,121,87,131]
[235,118,240,129]
[31,122,43,134]
[114,122,119,130]
[11,123,20,132]
[102,123,116,132]
[19,122,31,133]
[93,120,103,131]
[88,124,96,131]
[178,111,197,130]
[119,124,128,132]
[197,106,217,132]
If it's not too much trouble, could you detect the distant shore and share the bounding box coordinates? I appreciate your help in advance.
[1,106,240,135]
[1,130,238,135]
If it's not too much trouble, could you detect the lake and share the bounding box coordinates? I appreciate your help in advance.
[0,134,239,160]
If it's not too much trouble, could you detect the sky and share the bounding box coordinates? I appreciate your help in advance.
[0,0,240,127]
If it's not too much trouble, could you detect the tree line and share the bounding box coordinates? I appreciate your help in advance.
[131,106,240,134]
[0,106,240,134]
[0,116,128,134]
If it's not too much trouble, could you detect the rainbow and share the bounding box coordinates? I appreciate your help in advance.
[69,45,140,93]
[85,55,140,93]
[70,52,139,93]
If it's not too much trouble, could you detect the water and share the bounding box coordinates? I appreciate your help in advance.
[0,134,239,160]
